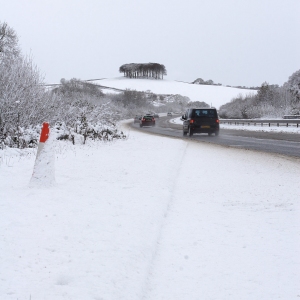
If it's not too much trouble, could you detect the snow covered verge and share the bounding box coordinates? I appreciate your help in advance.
[1,120,299,300]
[1,121,127,150]
[170,116,300,134]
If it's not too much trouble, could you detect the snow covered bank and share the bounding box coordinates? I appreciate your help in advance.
[91,77,256,109]
[170,116,300,134]
[1,121,299,299]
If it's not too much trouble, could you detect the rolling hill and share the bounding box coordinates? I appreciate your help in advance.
[90,77,256,109]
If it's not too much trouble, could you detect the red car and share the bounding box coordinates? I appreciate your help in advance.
[140,115,155,127]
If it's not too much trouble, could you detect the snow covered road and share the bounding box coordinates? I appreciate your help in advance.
[1,120,299,300]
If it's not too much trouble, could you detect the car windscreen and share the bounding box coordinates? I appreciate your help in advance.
[192,109,217,118]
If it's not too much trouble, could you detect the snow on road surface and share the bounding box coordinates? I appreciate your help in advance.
[1,120,299,300]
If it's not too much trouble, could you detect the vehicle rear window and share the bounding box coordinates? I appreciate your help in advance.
[143,116,153,119]
[192,109,216,118]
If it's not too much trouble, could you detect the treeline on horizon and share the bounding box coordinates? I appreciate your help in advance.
[119,63,167,79]
[192,77,260,90]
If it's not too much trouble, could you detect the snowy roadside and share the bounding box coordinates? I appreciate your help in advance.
[169,116,300,134]
[1,120,299,300]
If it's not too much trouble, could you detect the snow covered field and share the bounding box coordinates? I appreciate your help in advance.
[91,77,256,109]
[1,120,300,300]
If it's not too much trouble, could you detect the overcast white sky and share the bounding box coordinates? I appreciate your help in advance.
[2,0,300,86]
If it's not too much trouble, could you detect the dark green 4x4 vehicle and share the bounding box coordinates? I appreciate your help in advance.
[182,108,220,136]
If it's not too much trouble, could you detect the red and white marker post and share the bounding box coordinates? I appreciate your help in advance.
[36,122,50,157]
[30,122,55,187]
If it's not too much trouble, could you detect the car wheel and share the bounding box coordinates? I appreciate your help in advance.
[140,124,143,128]
[215,131,219,136]
[188,127,193,136]
[183,131,187,136]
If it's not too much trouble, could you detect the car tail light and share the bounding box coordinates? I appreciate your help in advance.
[216,119,219,123]
[190,119,194,124]
[142,118,145,121]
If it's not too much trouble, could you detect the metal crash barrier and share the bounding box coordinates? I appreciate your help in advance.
[220,119,300,128]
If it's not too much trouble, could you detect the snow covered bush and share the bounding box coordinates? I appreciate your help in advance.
[287,69,300,103]
[55,120,126,145]
[0,125,40,149]
[192,78,222,86]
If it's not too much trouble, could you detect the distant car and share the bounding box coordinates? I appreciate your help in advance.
[140,115,155,127]
[182,108,219,136]
[134,115,142,123]
[167,112,172,116]
[153,113,159,118]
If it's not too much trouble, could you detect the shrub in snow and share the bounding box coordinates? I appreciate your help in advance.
[193,78,205,84]
[55,120,126,145]
[287,69,300,104]
[55,121,71,141]
[192,78,223,86]
[1,125,40,149]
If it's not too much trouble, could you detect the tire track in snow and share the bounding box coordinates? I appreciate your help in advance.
[139,142,189,300]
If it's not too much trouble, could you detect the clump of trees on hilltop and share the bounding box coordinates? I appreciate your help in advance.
[119,63,167,79]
